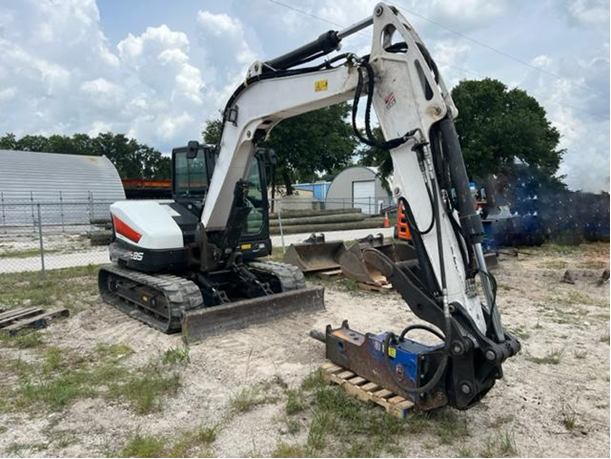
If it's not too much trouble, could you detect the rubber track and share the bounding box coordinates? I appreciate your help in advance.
[247,260,307,292]
[99,264,203,333]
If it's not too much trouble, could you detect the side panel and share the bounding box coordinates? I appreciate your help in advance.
[111,201,184,250]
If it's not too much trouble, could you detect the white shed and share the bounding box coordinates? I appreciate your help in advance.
[325,166,391,214]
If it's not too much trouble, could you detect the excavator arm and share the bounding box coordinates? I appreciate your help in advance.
[202,2,520,409]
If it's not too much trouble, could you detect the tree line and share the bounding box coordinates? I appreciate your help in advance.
[0,132,170,180]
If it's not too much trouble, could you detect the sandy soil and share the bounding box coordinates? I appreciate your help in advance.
[0,243,609,457]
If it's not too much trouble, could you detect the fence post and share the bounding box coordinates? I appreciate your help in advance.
[1,192,5,234]
[37,203,46,280]
[277,201,286,253]
[30,191,35,232]
[59,191,65,233]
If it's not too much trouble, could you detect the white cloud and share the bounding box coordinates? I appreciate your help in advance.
[521,50,610,192]
[563,0,610,25]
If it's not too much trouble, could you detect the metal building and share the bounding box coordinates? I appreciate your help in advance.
[325,166,391,214]
[0,150,125,227]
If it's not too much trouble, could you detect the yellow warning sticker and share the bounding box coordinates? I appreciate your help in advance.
[314,79,328,92]
[241,243,252,250]
[142,295,148,302]
[388,347,396,358]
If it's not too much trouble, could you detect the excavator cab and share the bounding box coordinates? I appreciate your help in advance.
[170,141,272,261]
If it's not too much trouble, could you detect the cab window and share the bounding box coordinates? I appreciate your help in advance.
[174,149,208,196]
[243,158,265,235]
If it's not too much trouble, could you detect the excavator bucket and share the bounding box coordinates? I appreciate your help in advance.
[182,285,325,343]
[340,234,417,286]
[283,234,346,273]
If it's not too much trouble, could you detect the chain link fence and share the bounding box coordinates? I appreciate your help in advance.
[0,194,395,277]
[0,198,114,277]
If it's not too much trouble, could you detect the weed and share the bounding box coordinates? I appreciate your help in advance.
[95,343,134,362]
[119,433,166,458]
[162,345,190,366]
[285,418,301,435]
[9,331,44,349]
[526,349,564,365]
[5,442,48,455]
[458,445,474,457]
[431,410,468,445]
[271,443,308,458]
[301,369,326,392]
[490,415,515,428]
[600,333,610,343]
[229,385,276,413]
[286,389,306,415]
[43,347,63,372]
[108,365,180,414]
[573,350,587,360]
[561,404,577,430]
[307,409,333,450]
[481,430,518,457]
[508,326,530,341]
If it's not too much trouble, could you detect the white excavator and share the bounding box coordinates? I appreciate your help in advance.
[99,3,520,411]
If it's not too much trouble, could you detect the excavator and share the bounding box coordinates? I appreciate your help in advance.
[99,3,520,410]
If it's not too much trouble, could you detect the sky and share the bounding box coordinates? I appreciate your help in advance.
[0,0,609,192]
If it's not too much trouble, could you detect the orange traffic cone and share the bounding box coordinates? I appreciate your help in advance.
[383,212,390,228]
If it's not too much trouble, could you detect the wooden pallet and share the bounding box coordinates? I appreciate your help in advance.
[357,282,394,294]
[0,307,69,336]
[318,268,344,278]
[321,361,414,419]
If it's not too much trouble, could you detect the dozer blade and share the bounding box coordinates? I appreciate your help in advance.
[340,235,417,286]
[182,286,325,343]
[283,233,346,273]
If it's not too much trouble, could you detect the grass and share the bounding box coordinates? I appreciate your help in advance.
[118,425,218,457]
[0,342,179,415]
[573,350,587,360]
[481,430,518,457]
[0,264,100,313]
[285,389,306,415]
[229,384,278,413]
[561,404,577,430]
[271,443,308,458]
[0,330,45,349]
[526,349,564,365]
[430,410,469,445]
[162,345,190,366]
[0,247,60,259]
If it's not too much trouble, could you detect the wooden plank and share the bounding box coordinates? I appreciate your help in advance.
[372,389,393,399]
[0,307,45,328]
[361,382,380,392]
[347,376,366,386]
[357,282,392,294]
[388,395,406,404]
[337,370,355,380]
[321,361,342,373]
[319,269,343,277]
[0,306,43,321]
[3,308,69,336]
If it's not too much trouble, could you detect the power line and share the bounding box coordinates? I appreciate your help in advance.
[265,0,609,120]
[391,2,602,97]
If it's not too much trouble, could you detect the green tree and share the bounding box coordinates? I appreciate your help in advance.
[357,126,392,191]
[358,78,564,188]
[202,118,223,145]
[202,104,357,194]
[0,132,170,179]
[452,78,563,178]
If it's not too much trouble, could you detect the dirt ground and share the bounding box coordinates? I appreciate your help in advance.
[0,243,609,457]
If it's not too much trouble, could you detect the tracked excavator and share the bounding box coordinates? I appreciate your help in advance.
[99,2,519,409]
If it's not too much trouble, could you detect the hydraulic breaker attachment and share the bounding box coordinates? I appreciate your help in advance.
[182,285,325,343]
[283,233,346,273]
[339,234,417,286]
[324,321,448,411]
